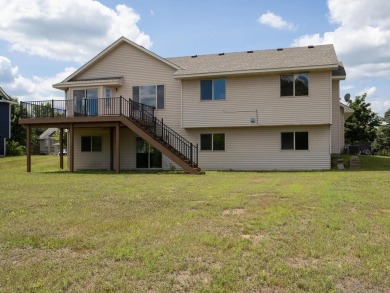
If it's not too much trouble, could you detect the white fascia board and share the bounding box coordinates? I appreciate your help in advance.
[173,64,339,79]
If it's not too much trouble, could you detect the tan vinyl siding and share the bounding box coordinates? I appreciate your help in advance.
[331,80,341,154]
[182,71,332,128]
[184,125,330,170]
[74,127,178,170]
[74,128,111,170]
[74,43,182,130]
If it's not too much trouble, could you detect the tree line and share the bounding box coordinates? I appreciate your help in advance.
[345,93,390,155]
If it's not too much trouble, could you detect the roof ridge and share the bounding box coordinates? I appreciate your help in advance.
[166,44,335,60]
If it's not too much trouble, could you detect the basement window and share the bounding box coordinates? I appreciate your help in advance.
[281,132,308,150]
[81,136,102,152]
[200,133,225,151]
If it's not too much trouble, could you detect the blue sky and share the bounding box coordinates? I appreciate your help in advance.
[0,0,389,116]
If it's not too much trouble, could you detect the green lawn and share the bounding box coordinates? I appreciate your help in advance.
[0,156,389,292]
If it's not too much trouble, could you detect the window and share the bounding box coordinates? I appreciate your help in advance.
[281,132,308,150]
[105,88,112,106]
[200,79,226,100]
[133,85,164,109]
[280,74,308,96]
[200,133,225,151]
[81,136,102,152]
[136,137,162,168]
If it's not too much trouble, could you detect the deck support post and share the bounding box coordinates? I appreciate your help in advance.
[70,123,74,172]
[115,122,120,174]
[59,128,64,169]
[26,125,31,172]
[110,127,114,171]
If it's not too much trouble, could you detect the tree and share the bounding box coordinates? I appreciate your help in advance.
[345,93,381,145]
[384,107,390,124]
[9,97,26,145]
[375,126,390,155]
[374,107,390,155]
[7,97,44,154]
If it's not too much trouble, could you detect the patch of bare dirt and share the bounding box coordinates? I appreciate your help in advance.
[286,257,319,269]
[173,270,211,291]
[336,277,388,293]
[1,247,93,267]
[241,233,267,244]
[257,286,284,293]
[222,208,245,216]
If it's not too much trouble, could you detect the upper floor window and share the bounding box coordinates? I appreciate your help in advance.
[280,74,308,96]
[201,79,226,100]
[281,132,308,150]
[133,85,164,109]
[200,133,225,151]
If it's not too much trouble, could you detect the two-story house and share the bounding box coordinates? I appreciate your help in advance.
[19,37,351,173]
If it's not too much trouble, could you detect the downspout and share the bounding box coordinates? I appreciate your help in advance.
[329,71,332,155]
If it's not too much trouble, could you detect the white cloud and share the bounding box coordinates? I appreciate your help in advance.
[366,97,390,116]
[292,0,390,79]
[356,86,377,98]
[0,55,75,101]
[341,85,355,91]
[0,0,152,63]
[0,57,18,83]
[258,11,296,30]
[350,86,390,115]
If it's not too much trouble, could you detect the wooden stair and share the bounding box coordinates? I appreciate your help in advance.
[119,116,202,174]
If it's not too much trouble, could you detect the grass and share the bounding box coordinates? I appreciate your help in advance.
[0,156,389,292]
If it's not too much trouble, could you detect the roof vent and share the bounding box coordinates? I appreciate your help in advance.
[218,53,225,56]
[277,48,283,51]
[247,50,253,53]
[191,55,198,58]
[308,45,315,49]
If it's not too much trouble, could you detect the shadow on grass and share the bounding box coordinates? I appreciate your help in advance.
[39,169,189,175]
[33,155,390,175]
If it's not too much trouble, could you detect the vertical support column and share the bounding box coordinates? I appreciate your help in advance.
[110,127,114,171]
[70,123,74,172]
[59,128,64,170]
[26,125,31,172]
[115,122,120,174]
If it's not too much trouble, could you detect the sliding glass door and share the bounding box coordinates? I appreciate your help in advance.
[73,89,98,116]
[136,137,162,168]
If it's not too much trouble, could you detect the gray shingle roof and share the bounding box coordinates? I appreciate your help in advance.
[0,87,12,101]
[166,44,339,78]
[39,128,57,140]
[332,62,346,77]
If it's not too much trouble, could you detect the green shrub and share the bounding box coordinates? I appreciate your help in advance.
[6,140,25,156]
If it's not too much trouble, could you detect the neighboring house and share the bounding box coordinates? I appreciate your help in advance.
[0,87,14,156]
[19,37,352,173]
[39,128,57,154]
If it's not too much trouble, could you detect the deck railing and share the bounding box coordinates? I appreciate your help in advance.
[20,97,198,167]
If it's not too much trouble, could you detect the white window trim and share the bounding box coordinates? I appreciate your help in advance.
[200,79,227,101]
[281,131,309,151]
[138,84,165,110]
[200,133,226,151]
[279,73,309,97]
